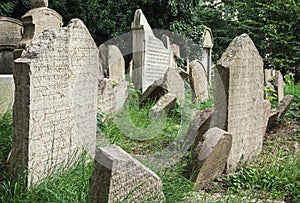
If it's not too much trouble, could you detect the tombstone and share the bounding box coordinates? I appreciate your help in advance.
[183,108,214,177]
[0,17,22,74]
[14,2,63,59]
[274,70,284,102]
[264,69,273,83]
[0,75,14,114]
[107,45,125,82]
[194,127,232,190]
[99,43,108,77]
[149,93,177,116]
[30,0,48,8]
[212,34,264,172]
[10,19,99,186]
[98,78,129,116]
[201,27,213,85]
[189,60,209,102]
[89,145,165,203]
[131,9,172,92]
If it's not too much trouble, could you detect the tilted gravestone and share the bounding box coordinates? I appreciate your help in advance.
[189,60,209,102]
[131,9,172,92]
[194,127,232,190]
[14,0,63,59]
[0,17,22,74]
[10,19,99,185]
[89,145,165,203]
[212,33,264,172]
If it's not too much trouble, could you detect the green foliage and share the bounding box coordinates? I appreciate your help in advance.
[285,82,300,120]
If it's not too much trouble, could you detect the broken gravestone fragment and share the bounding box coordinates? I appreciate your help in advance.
[193,127,232,190]
[89,145,165,203]
[212,33,264,172]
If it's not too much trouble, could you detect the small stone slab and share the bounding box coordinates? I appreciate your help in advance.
[89,145,165,203]
[274,70,284,102]
[149,93,176,116]
[194,127,232,190]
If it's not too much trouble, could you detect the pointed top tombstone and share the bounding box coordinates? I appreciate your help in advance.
[213,33,264,172]
[30,0,48,9]
[131,9,152,32]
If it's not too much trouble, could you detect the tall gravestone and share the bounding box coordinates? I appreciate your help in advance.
[10,19,99,185]
[131,9,172,92]
[0,17,22,74]
[212,34,264,172]
[14,0,63,59]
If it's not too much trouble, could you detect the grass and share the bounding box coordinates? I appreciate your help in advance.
[0,82,299,202]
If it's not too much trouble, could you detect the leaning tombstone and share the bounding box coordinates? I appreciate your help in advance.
[274,70,285,102]
[212,34,265,172]
[89,145,165,203]
[131,9,172,91]
[194,127,232,190]
[189,60,209,102]
[149,93,177,116]
[10,19,99,186]
[0,17,22,74]
[14,0,63,59]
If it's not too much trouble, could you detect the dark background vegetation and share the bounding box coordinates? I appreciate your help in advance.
[1,0,299,75]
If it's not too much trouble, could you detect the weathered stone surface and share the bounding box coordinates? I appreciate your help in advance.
[194,127,232,190]
[0,17,22,73]
[277,94,294,120]
[264,69,273,83]
[274,70,285,102]
[263,99,271,133]
[139,67,185,104]
[107,45,125,82]
[30,0,48,8]
[0,75,14,114]
[202,27,213,85]
[150,93,176,116]
[99,43,108,77]
[98,77,116,114]
[10,19,99,185]
[98,78,128,116]
[89,145,165,203]
[189,60,209,102]
[131,9,171,91]
[212,33,264,172]
[14,7,63,59]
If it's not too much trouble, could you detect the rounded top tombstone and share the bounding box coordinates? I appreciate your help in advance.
[30,0,48,9]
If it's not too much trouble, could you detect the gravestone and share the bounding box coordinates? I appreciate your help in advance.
[274,70,284,102]
[107,45,125,82]
[189,60,209,102]
[0,75,14,114]
[98,78,129,116]
[149,93,177,116]
[131,9,172,92]
[264,69,273,83]
[212,33,264,172]
[99,43,108,77]
[14,1,63,59]
[10,19,99,185]
[0,17,22,73]
[202,27,214,85]
[30,0,48,8]
[194,127,232,190]
[89,145,165,203]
